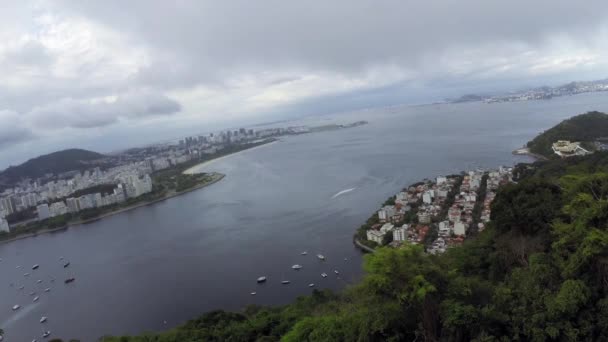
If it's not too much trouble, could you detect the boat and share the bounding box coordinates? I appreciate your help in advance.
[317,254,325,260]
[32,264,40,270]
[12,304,20,310]
[37,279,43,284]
[321,273,328,278]
[18,285,24,290]
[24,272,30,276]
[64,277,75,284]
[33,296,40,302]
[257,276,267,283]
[16,265,21,269]
[281,280,291,285]
[291,264,303,270]
[30,292,36,296]
[308,283,315,287]
[40,316,47,323]
[42,331,51,338]
[44,288,51,292]
[59,256,64,260]
[334,270,340,275]
[301,251,307,255]
[63,262,70,268]
[250,292,257,295]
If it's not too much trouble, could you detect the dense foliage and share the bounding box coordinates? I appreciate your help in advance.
[0,148,106,186]
[97,151,608,341]
[527,111,608,157]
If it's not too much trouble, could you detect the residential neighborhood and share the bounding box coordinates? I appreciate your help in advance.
[360,166,514,254]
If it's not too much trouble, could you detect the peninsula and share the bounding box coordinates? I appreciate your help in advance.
[102,115,608,341]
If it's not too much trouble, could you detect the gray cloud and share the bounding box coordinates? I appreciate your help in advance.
[0,110,35,148]
[60,0,608,87]
[28,90,181,130]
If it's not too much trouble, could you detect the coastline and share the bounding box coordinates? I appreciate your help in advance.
[183,140,278,174]
[0,173,225,245]
[512,147,549,161]
[353,238,376,253]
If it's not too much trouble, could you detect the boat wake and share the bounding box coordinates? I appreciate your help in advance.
[1,303,38,329]
[331,188,356,199]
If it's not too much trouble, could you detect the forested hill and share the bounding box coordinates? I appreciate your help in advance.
[0,148,106,186]
[527,111,608,157]
[92,151,608,342]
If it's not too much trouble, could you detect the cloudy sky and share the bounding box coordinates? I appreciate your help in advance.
[1,0,608,168]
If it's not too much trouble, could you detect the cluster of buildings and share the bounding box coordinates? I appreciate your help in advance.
[481,79,608,103]
[364,167,514,255]
[366,176,460,246]
[551,140,591,158]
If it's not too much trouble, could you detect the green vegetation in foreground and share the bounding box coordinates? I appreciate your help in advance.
[97,151,608,341]
[527,111,608,158]
[0,140,274,242]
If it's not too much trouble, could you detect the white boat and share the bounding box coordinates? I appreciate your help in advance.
[281,280,290,285]
[18,285,24,290]
[317,254,325,260]
[42,331,51,338]
[32,264,40,270]
[44,288,51,292]
[301,251,307,255]
[37,279,43,284]
[334,270,340,275]
[291,264,303,270]
[24,272,30,276]
[40,316,47,323]
[257,276,267,283]
[321,273,328,278]
[33,296,40,302]
[12,304,20,310]
[250,292,257,295]
[308,283,315,287]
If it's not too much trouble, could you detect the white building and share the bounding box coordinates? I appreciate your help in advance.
[393,227,407,242]
[366,229,385,244]
[454,222,467,236]
[0,217,9,232]
[378,206,396,222]
[436,176,447,185]
[37,204,50,221]
[49,201,68,217]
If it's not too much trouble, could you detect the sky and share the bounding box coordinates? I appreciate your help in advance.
[1,0,608,168]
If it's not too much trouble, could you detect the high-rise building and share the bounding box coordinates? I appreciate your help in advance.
[37,203,50,221]
[0,217,9,232]
[66,198,80,213]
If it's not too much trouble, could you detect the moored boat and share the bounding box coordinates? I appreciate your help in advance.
[257,276,267,283]
[12,304,20,310]
[281,280,290,285]
[321,273,328,278]
[40,316,47,323]
[64,277,75,284]
[291,264,303,270]
[32,264,39,270]
[317,254,325,260]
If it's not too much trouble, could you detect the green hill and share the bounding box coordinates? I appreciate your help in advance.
[97,151,608,342]
[0,148,107,185]
[527,111,608,157]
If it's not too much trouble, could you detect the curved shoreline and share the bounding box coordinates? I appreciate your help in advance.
[0,173,225,245]
[183,140,278,174]
[353,238,376,253]
[512,147,549,161]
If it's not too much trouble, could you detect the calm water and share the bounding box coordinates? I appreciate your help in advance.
[2,93,608,341]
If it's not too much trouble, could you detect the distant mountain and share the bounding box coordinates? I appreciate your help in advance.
[0,149,107,186]
[448,94,488,103]
[526,111,608,157]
